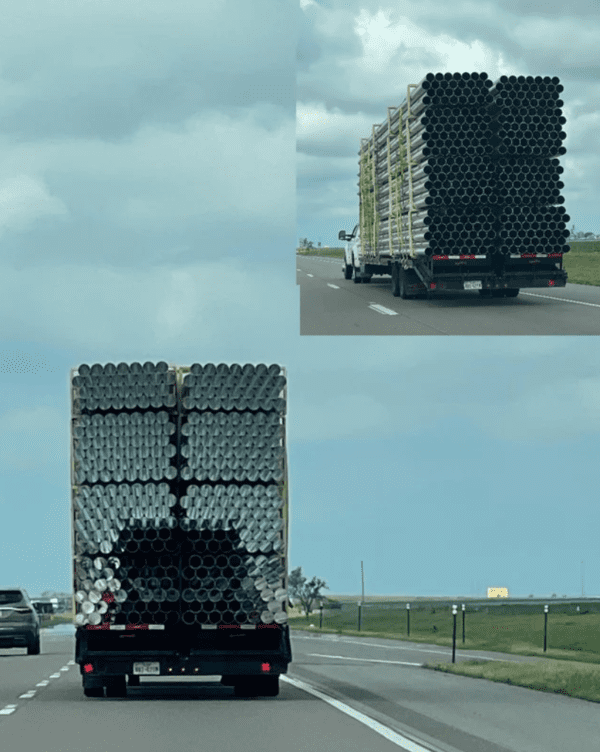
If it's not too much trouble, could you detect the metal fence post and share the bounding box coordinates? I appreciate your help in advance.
[452,604,457,663]
[544,604,548,652]
[406,603,410,637]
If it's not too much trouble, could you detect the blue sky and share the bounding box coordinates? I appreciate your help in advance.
[1,1,600,603]
[297,0,600,247]
[2,339,600,601]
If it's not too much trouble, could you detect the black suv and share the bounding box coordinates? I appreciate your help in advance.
[0,589,40,654]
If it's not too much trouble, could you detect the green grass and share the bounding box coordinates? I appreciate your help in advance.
[288,601,600,703]
[297,247,345,259]
[563,241,600,286]
[40,612,74,628]
[296,241,600,286]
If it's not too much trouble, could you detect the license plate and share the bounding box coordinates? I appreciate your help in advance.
[133,662,160,675]
[464,280,482,290]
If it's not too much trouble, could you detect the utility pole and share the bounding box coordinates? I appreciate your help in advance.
[361,560,365,604]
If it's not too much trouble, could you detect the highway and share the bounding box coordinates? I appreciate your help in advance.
[1,624,598,752]
[297,255,600,335]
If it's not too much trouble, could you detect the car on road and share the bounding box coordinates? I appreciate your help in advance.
[0,589,41,655]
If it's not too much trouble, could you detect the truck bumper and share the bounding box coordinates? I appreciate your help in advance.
[78,653,290,677]
[424,271,567,291]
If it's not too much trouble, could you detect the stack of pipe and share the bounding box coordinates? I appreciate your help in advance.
[358,72,570,259]
[72,362,288,628]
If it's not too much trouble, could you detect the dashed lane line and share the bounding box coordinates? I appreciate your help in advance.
[0,662,75,719]
[368,304,398,316]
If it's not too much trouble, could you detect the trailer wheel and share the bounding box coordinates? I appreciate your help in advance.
[234,679,256,697]
[82,677,104,698]
[399,268,412,299]
[258,676,280,696]
[504,289,520,297]
[362,276,371,283]
[83,685,104,698]
[128,674,140,686]
[344,264,353,280]
[391,265,400,297]
[105,676,127,698]
[234,676,279,697]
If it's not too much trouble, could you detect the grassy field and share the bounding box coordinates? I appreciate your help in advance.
[297,247,345,259]
[563,240,600,286]
[39,612,74,628]
[288,599,600,704]
[49,600,600,702]
[297,241,600,287]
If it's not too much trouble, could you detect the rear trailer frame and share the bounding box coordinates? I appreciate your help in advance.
[76,622,292,679]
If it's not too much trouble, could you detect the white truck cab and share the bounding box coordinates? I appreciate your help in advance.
[338,225,362,281]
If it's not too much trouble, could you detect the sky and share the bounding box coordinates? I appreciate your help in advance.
[297,0,600,248]
[1,1,600,604]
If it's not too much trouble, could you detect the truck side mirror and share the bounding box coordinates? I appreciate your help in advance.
[338,230,346,240]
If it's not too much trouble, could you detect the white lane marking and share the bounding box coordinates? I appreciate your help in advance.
[309,653,422,666]
[368,304,398,316]
[522,292,600,307]
[0,706,17,715]
[293,634,531,662]
[36,681,49,687]
[327,284,340,289]
[49,673,61,679]
[59,666,69,672]
[281,675,436,751]
[19,692,36,699]
[68,661,75,665]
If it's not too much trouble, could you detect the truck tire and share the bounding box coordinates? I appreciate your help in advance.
[82,677,104,698]
[105,676,127,698]
[83,686,104,698]
[258,676,279,696]
[353,269,362,283]
[504,288,519,297]
[234,679,256,697]
[391,265,400,297]
[128,674,140,686]
[344,264,353,280]
[399,268,412,300]
[234,676,279,697]
[27,636,40,655]
[362,275,371,283]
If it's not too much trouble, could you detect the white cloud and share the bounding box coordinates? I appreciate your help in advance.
[0,259,297,353]
[0,174,68,236]
[0,106,293,238]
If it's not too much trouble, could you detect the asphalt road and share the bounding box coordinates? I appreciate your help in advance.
[1,625,598,752]
[297,255,600,335]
